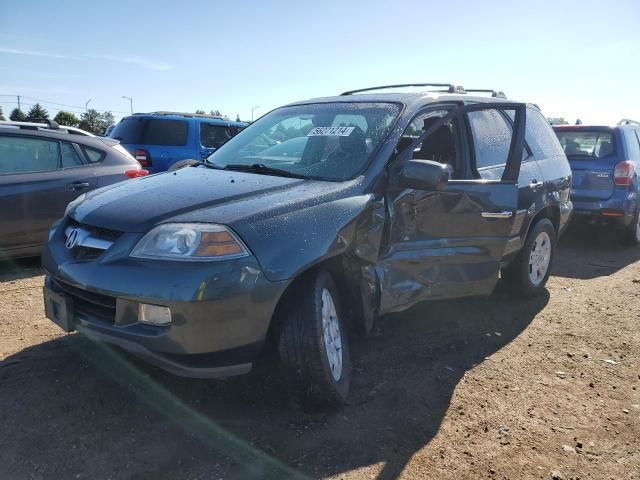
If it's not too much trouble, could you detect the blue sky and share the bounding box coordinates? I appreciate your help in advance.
[1,0,638,124]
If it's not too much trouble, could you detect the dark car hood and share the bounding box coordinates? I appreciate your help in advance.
[71,166,358,233]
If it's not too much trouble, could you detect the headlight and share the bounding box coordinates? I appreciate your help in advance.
[65,193,86,217]
[130,223,249,261]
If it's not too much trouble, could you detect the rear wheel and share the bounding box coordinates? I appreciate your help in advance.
[503,218,556,298]
[616,211,640,246]
[278,271,351,407]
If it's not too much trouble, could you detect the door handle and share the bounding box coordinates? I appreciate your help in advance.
[481,211,513,219]
[67,182,90,190]
[530,180,544,190]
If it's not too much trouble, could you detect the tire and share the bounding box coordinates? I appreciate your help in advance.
[278,270,351,407]
[616,211,640,246]
[167,159,199,171]
[503,218,556,298]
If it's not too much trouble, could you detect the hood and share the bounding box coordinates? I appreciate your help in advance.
[70,166,357,232]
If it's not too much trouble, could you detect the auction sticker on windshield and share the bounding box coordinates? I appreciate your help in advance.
[307,126,355,136]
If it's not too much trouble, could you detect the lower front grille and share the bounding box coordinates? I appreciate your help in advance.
[53,278,116,324]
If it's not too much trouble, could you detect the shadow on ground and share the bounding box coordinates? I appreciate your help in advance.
[0,256,42,282]
[553,223,640,280]
[0,284,547,480]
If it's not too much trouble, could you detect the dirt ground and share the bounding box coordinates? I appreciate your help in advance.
[1,226,639,480]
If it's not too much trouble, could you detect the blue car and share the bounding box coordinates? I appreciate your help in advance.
[554,120,640,245]
[109,111,247,173]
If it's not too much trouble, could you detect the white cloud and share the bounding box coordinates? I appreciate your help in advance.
[0,47,67,59]
[82,54,170,71]
[0,46,170,71]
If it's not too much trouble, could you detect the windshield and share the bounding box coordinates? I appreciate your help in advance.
[206,102,401,180]
[555,130,616,159]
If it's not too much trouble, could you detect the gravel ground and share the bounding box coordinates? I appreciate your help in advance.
[1,226,639,480]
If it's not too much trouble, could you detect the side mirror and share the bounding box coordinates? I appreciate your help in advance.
[399,159,450,191]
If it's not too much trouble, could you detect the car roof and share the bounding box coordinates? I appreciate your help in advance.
[0,124,121,149]
[125,112,248,126]
[282,89,522,118]
[0,120,95,136]
[553,120,640,130]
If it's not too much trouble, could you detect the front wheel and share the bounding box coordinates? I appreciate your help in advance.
[278,271,351,408]
[503,218,556,298]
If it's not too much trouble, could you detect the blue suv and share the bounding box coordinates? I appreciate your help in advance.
[110,112,247,173]
[554,120,640,244]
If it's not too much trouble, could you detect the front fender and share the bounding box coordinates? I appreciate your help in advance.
[235,195,385,281]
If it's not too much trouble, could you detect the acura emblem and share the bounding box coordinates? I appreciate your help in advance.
[65,228,80,250]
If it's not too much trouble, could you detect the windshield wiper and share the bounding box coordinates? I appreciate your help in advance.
[221,163,308,179]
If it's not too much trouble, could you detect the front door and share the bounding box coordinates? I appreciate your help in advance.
[378,102,527,314]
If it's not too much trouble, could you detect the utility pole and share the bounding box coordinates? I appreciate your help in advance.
[251,105,260,122]
[17,95,20,110]
[85,99,92,113]
[122,96,133,114]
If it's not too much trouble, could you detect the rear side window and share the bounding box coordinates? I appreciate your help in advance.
[0,136,60,174]
[555,130,616,159]
[525,108,565,159]
[468,109,512,178]
[110,117,188,146]
[81,146,106,164]
[61,143,84,168]
[624,129,640,160]
[200,123,234,149]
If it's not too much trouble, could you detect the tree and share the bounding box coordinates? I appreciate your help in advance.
[78,109,104,134]
[101,111,115,129]
[195,109,206,114]
[235,114,241,122]
[0,106,5,121]
[53,111,79,127]
[26,103,49,122]
[9,107,26,121]
[210,109,222,116]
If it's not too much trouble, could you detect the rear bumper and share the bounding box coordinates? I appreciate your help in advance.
[571,192,638,226]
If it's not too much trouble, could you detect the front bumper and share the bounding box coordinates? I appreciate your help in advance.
[42,219,288,379]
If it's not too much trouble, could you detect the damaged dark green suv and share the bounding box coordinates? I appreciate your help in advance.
[43,84,572,406]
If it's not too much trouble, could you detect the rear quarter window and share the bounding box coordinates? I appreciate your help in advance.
[81,146,106,163]
[526,107,565,159]
[624,129,640,160]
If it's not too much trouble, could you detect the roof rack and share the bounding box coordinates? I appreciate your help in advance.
[135,111,229,120]
[465,89,507,99]
[340,83,466,96]
[0,120,94,136]
[617,119,640,126]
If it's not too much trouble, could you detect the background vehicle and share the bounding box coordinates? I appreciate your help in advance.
[554,120,640,244]
[42,84,572,407]
[109,111,248,172]
[0,121,148,259]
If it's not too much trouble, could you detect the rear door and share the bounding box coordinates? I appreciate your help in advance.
[379,102,526,313]
[554,127,620,201]
[0,135,72,252]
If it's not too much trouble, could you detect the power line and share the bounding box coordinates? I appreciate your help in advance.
[0,94,130,114]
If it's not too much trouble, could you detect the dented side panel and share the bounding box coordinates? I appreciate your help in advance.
[377,182,519,314]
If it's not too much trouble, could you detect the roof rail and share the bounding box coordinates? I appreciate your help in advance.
[617,119,640,126]
[465,89,507,99]
[137,111,229,120]
[340,83,465,96]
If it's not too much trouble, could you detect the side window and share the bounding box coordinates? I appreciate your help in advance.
[625,129,640,160]
[81,146,105,164]
[61,142,84,168]
[398,110,462,178]
[525,107,565,159]
[200,123,233,149]
[467,109,512,179]
[0,136,60,174]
